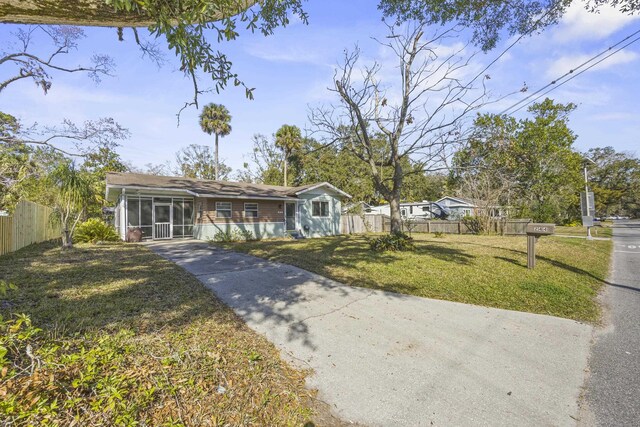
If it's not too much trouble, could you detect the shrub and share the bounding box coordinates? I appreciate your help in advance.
[213,229,258,243]
[75,218,119,243]
[236,229,257,241]
[462,215,484,235]
[213,230,236,242]
[368,232,415,252]
[433,231,445,238]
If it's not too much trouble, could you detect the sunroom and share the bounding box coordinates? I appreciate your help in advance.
[117,194,195,240]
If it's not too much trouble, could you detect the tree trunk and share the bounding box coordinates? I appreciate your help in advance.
[283,157,288,186]
[0,0,257,27]
[61,229,73,250]
[388,157,404,234]
[388,195,403,234]
[214,133,219,181]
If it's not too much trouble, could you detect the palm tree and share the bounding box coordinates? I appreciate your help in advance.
[275,124,302,186]
[48,162,93,249]
[199,103,232,180]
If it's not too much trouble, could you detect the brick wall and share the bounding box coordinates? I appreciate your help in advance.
[195,198,285,224]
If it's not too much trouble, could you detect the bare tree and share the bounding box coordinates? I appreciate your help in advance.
[310,23,492,234]
[0,116,130,158]
[0,25,115,94]
[457,169,516,233]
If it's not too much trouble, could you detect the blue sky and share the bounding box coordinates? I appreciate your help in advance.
[1,0,639,173]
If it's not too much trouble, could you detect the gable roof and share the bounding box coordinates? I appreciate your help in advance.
[105,172,350,200]
[436,196,476,207]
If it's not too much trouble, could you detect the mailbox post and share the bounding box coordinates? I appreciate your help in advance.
[526,223,555,269]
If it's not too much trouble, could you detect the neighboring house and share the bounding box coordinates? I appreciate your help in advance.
[368,196,507,221]
[341,201,373,215]
[435,196,477,219]
[105,172,351,241]
[369,201,436,220]
[435,196,509,219]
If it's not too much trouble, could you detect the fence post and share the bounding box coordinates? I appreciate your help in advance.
[458,221,462,234]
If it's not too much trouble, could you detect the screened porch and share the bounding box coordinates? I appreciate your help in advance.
[126,196,194,240]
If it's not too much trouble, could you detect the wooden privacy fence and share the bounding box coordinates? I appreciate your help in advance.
[0,200,59,256]
[341,214,531,236]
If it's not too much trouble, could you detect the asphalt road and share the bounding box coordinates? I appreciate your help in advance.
[148,240,593,426]
[584,220,640,426]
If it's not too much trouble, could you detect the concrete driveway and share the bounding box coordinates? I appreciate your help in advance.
[147,240,593,426]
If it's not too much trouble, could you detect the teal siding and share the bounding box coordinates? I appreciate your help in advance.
[298,192,342,237]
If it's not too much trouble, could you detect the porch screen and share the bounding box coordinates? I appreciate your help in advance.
[127,197,152,238]
[173,199,194,237]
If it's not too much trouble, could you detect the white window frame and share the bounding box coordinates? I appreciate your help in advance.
[312,201,330,217]
[216,201,232,218]
[244,202,259,218]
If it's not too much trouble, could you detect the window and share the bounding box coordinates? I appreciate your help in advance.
[409,206,413,214]
[244,203,258,218]
[401,208,407,217]
[216,202,232,218]
[312,201,329,217]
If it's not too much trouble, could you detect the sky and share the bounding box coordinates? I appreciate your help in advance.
[1,0,639,174]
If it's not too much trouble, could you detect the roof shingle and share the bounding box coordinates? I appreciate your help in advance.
[106,172,327,199]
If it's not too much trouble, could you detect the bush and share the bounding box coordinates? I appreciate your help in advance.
[433,231,445,238]
[212,229,258,243]
[212,230,235,243]
[368,232,415,252]
[462,215,484,235]
[236,229,257,241]
[75,218,119,243]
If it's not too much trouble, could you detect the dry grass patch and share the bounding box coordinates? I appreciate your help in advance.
[555,225,612,238]
[219,233,612,322]
[0,241,313,426]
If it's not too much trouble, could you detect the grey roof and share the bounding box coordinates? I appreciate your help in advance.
[106,172,349,200]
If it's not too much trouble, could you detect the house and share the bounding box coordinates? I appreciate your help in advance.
[341,201,373,215]
[435,196,476,219]
[367,196,509,221]
[369,201,438,220]
[105,172,351,241]
[435,196,509,219]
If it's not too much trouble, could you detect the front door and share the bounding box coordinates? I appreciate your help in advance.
[154,204,172,239]
[285,202,296,231]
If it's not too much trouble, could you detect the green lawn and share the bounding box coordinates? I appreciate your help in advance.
[555,225,613,238]
[219,233,612,323]
[0,242,312,426]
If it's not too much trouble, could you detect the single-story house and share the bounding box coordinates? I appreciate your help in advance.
[341,201,373,215]
[369,201,435,220]
[105,172,351,241]
[435,196,476,219]
[436,196,510,219]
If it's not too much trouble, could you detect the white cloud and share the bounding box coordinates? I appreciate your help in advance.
[554,1,640,42]
[546,50,638,78]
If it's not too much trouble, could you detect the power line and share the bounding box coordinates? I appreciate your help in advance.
[499,28,640,116]
[509,34,640,114]
[466,6,560,88]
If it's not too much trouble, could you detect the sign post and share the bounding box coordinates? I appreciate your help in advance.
[526,223,555,269]
[580,191,595,238]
